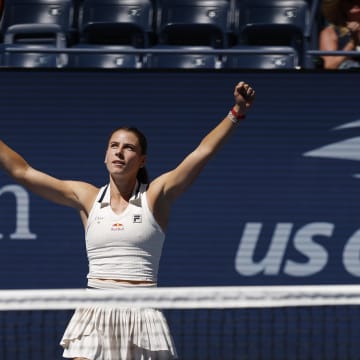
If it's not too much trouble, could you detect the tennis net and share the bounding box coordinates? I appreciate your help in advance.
[1,285,360,359]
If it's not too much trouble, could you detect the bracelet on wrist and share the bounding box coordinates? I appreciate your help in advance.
[228,107,246,124]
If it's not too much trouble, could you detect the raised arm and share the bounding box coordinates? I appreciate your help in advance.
[147,81,255,229]
[0,140,97,214]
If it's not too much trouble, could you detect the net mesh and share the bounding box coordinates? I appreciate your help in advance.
[1,285,360,360]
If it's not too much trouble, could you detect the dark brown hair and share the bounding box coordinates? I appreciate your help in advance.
[322,0,354,26]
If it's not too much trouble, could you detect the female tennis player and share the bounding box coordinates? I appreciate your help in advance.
[0,81,255,360]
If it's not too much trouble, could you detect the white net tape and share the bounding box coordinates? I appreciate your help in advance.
[2,285,360,359]
[1,284,360,310]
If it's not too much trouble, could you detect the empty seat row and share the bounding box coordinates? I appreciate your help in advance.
[0,45,299,69]
[0,0,320,69]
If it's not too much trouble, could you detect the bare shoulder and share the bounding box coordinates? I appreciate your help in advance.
[64,180,100,214]
[320,25,338,49]
[146,174,172,230]
[146,174,168,206]
[320,25,337,41]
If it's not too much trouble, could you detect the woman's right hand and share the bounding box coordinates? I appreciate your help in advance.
[347,21,360,45]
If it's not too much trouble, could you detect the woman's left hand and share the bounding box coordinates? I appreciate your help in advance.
[233,81,256,114]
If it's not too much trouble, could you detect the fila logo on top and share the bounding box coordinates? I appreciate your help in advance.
[235,120,360,278]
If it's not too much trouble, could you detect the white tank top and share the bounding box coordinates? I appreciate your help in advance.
[85,182,165,283]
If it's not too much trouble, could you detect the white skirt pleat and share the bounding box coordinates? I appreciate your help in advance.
[60,284,178,360]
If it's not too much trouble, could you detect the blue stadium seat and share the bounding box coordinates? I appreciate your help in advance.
[1,24,68,67]
[67,45,142,68]
[223,45,299,69]
[144,45,222,69]
[0,0,76,67]
[78,0,154,47]
[67,0,153,68]
[0,0,77,44]
[156,0,231,48]
[233,0,310,67]
[149,0,231,68]
[234,0,310,36]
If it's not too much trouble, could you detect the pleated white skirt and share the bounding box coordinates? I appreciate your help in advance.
[60,281,178,360]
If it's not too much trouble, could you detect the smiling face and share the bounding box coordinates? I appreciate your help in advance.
[105,129,146,180]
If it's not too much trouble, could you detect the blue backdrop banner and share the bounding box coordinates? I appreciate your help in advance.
[0,69,359,289]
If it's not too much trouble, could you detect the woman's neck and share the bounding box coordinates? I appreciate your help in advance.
[109,177,137,202]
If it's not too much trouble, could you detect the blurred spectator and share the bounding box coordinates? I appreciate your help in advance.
[319,0,360,69]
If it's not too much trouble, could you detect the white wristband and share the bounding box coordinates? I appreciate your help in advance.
[228,108,246,124]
